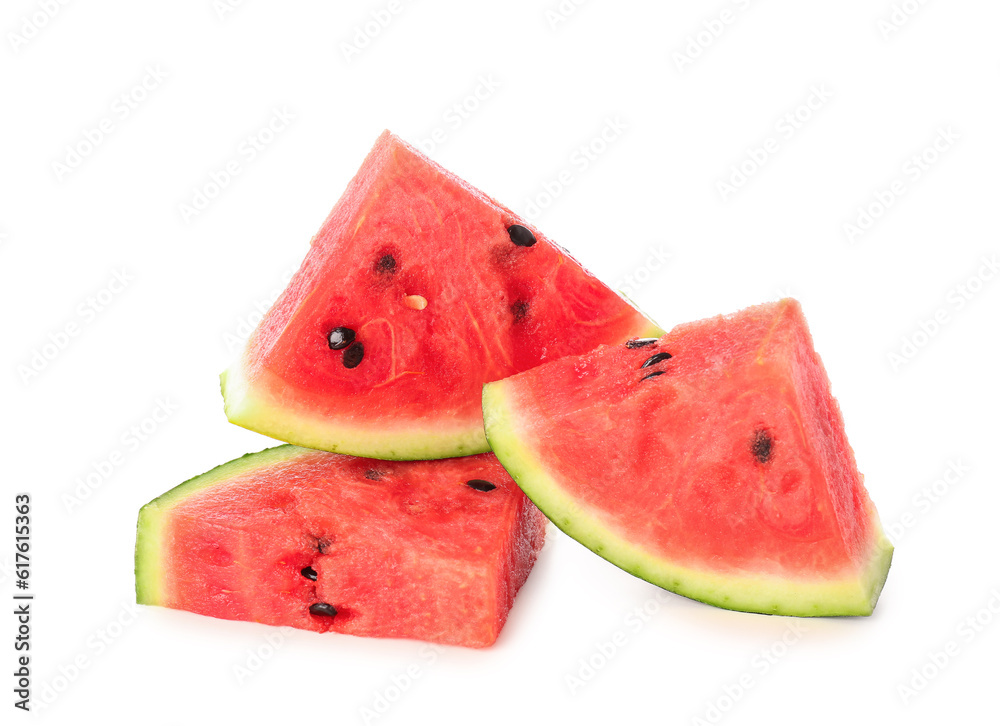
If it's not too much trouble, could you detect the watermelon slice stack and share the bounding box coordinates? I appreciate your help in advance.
[136,132,892,651]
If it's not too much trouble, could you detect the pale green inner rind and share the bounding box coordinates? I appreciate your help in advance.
[483,380,894,617]
[220,360,490,461]
[617,293,665,340]
[134,445,304,606]
[639,322,666,339]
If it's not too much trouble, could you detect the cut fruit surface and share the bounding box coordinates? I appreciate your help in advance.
[135,446,546,648]
[221,131,661,460]
[483,299,892,616]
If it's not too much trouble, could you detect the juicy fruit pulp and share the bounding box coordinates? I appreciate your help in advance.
[135,446,546,648]
[221,131,661,460]
[483,299,893,616]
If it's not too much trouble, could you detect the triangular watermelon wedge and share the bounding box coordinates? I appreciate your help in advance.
[483,299,893,616]
[135,446,546,648]
[222,131,661,460]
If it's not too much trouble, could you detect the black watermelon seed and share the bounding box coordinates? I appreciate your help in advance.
[640,352,673,368]
[466,479,497,492]
[313,537,332,554]
[343,342,364,369]
[364,470,383,481]
[510,300,529,322]
[375,254,397,274]
[641,371,664,381]
[327,327,356,350]
[626,338,658,349]
[309,602,338,618]
[300,566,318,581]
[507,225,536,247]
[751,429,773,464]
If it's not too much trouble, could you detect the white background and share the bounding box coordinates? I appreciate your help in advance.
[3,1,999,724]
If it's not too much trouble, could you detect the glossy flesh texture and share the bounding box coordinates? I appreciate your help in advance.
[221,131,661,460]
[483,299,892,616]
[136,447,546,647]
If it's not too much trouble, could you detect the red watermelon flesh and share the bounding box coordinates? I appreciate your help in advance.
[483,299,893,616]
[221,131,661,460]
[135,446,546,648]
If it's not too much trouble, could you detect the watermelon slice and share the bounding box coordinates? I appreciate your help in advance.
[482,299,893,617]
[221,131,661,460]
[135,446,545,648]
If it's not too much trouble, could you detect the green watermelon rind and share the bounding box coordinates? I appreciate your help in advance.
[482,380,894,618]
[135,445,304,607]
[220,321,665,462]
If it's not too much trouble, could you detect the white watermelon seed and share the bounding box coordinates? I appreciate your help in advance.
[404,294,428,310]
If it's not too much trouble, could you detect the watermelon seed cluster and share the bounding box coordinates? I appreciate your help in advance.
[328,327,365,368]
[638,350,673,382]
